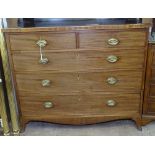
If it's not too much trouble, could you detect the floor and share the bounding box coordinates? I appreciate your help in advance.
[21,120,155,136]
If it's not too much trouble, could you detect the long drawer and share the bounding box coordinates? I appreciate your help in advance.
[15,70,143,96]
[9,32,76,51]
[12,49,145,72]
[79,30,147,48]
[19,93,140,117]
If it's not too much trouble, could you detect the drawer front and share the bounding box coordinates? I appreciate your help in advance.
[9,32,76,51]
[12,49,145,72]
[20,93,140,117]
[79,30,147,48]
[15,70,143,96]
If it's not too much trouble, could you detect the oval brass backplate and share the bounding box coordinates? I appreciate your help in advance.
[106,77,118,85]
[36,39,47,48]
[44,102,53,109]
[107,38,119,46]
[106,55,119,63]
[42,79,51,87]
[106,100,117,107]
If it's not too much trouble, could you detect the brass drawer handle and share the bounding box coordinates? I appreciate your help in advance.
[106,100,117,107]
[106,55,118,63]
[107,38,119,46]
[44,101,54,109]
[107,77,117,85]
[42,80,51,87]
[36,39,47,47]
[36,39,48,64]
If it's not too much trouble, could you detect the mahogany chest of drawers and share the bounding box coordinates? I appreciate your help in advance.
[0,24,149,132]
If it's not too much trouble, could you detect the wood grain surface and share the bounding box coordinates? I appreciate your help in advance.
[9,32,76,51]
[2,23,150,32]
[12,49,145,72]
[15,70,143,96]
[79,30,147,48]
[20,93,140,117]
[2,25,149,129]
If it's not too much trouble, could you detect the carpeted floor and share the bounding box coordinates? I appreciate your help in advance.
[20,120,155,136]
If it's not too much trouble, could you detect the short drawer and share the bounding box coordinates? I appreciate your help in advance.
[15,70,143,97]
[9,32,76,51]
[19,93,140,117]
[12,49,145,72]
[79,30,147,48]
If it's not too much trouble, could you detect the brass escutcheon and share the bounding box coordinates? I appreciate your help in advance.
[107,38,119,46]
[44,102,54,109]
[107,77,118,85]
[106,55,118,63]
[42,79,51,87]
[36,39,47,48]
[106,100,117,107]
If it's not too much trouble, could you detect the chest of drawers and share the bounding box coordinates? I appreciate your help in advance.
[0,24,149,132]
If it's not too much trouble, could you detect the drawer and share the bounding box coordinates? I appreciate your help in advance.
[9,32,76,51]
[12,49,145,72]
[19,93,140,117]
[15,70,143,96]
[79,30,147,48]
